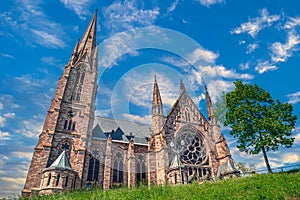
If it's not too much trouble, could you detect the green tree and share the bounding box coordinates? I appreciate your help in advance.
[223,80,297,173]
[235,162,256,174]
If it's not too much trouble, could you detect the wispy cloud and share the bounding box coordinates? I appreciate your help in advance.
[287,91,300,105]
[0,116,6,127]
[270,31,300,63]
[0,0,66,48]
[15,116,43,138]
[167,0,180,13]
[0,131,11,140]
[284,17,300,29]
[1,53,15,59]
[231,8,280,38]
[239,62,250,70]
[198,0,224,7]
[246,43,259,54]
[59,0,93,20]
[160,56,190,68]
[199,65,253,80]
[188,48,219,64]
[255,60,278,74]
[30,29,66,48]
[12,151,33,160]
[14,74,45,88]
[121,113,151,124]
[40,56,61,66]
[103,0,160,33]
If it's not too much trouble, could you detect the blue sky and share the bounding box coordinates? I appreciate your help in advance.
[0,0,300,197]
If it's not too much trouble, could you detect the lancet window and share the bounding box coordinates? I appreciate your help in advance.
[113,152,123,184]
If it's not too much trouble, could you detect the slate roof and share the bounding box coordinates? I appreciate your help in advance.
[44,150,75,172]
[92,116,151,145]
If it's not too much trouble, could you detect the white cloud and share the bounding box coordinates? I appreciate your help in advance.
[1,54,15,59]
[199,65,253,79]
[287,91,300,105]
[271,31,300,63]
[160,56,190,68]
[12,152,33,160]
[239,62,250,70]
[15,116,43,138]
[198,0,224,7]
[188,48,219,64]
[30,29,66,48]
[207,80,234,102]
[59,0,92,20]
[103,0,160,33]
[0,95,20,109]
[255,61,278,74]
[121,114,151,124]
[0,116,6,127]
[14,74,45,87]
[0,1,66,48]
[282,153,299,164]
[295,133,300,143]
[0,177,26,185]
[231,8,280,38]
[168,0,180,13]
[0,131,11,140]
[40,56,61,66]
[284,17,300,29]
[246,43,259,54]
[3,113,15,119]
[0,103,3,110]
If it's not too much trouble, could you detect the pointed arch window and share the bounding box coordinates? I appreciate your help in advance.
[136,155,146,183]
[87,156,100,181]
[71,64,86,101]
[56,174,60,186]
[113,152,123,184]
[47,173,51,186]
[65,175,69,187]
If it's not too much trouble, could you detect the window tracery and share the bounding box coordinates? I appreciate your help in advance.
[113,152,123,184]
[175,126,208,166]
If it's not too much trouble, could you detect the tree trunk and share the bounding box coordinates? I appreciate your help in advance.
[261,146,272,173]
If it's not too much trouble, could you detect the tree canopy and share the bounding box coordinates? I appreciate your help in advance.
[221,80,297,173]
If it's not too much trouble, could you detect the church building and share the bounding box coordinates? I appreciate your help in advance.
[22,11,238,196]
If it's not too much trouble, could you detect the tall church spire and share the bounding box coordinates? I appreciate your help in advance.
[152,75,163,134]
[205,86,215,122]
[152,75,162,109]
[73,10,97,63]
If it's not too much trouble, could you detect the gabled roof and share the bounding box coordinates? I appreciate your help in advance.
[92,116,151,145]
[44,150,75,172]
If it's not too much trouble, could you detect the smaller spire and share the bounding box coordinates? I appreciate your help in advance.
[45,150,73,171]
[180,79,186,93]
[152,76,162,105]
[205,85,215,122]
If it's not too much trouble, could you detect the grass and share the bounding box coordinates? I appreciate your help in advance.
[27,171,300,200]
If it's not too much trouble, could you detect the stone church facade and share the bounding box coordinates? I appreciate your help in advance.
[22,11,238,196]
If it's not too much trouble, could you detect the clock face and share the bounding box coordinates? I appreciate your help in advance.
[175,128,208,166]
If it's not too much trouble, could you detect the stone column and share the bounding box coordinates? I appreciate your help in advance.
[103,136,112,190]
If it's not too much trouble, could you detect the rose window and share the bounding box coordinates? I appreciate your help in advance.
[176,131,208,166]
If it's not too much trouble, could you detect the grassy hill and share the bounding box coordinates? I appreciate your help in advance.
[28,171,300,200]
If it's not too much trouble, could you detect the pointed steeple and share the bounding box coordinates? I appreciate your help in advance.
[205,86,215,122]
[73,10,97,63]
[180,79,186,93]
[45,150,74,171]
[152,75,162,108]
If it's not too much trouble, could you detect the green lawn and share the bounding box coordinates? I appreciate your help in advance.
[28,171,300,200]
